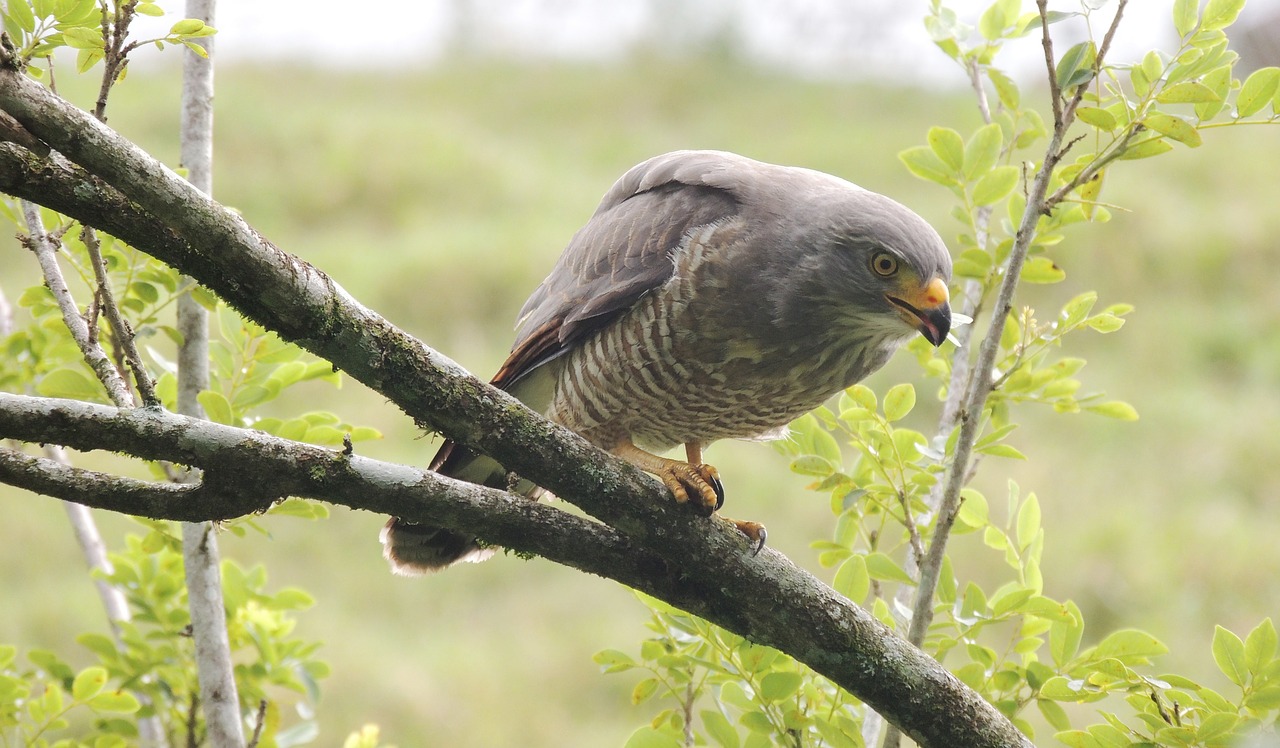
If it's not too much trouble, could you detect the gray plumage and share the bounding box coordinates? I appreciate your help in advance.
[383,150,952,574]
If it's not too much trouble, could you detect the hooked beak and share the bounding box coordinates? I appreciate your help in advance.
[887,277,951,347]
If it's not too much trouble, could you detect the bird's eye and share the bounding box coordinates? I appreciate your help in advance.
[870,252,899,277]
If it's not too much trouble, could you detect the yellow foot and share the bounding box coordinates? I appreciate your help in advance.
[724,517,767,556]
[612,439,724,514]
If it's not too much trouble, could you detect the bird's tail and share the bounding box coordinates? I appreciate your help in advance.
[381,442,505,574]
[381,367,555,575]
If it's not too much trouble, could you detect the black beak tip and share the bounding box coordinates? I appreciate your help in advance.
[921,305,952,347]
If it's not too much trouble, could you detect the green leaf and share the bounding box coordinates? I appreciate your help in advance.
[980,443,1026,460]
[72,666,107,701]
[1056,41,1097,89]
[833,556,870,603]
[1155,81,1221,104]
[61,24,102,48]
[134,2,163,15]
[269,498,331,520]
[988,67,1020,108]
[592,649,636,673]
[1213,625,1248,686]
[1051,603,1084,667]
[1201,0,1245,30]
[77,632,119,661]
[1040,676,1086,702]
[197,390,235,424]
[789,455,835,478]
[865,552,915,585]
[88,690,140,713]
[1244,618,1277,675]
[1075,106,1117,130]
[1196,64,1234,119]
[623,727,681,748]
[927,127,965,172]
[1020,256,1065,284]
[8,0,35,33]
[759,672,803,702]
[954,248,994,279]
[1085,401,1139,420]
[169,18,207,35]
[1118,137,1174,161]
[1196,712,1239,742]
[963,123,1003,180]
[1038,699,1072,731]
[978,0,1009,40]
[956,488,989,529]
[128,281,159,304]
[972,165,1019,205]
[1016,493,1041,551]
[36,367,104,401]
[1245,685,1280,709]
[272,587,316,610]
[701,710,740,748]
[1142,112,1202,147]
[882,383,915,422]
[1093,629,1169,663]
[1236,66,1280,117]
[1085,312,1125,333]
[1173,0,1199,36]
[899,146,955,186]
[631,677,660,705]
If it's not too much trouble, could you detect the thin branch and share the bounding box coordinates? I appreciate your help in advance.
[1039,0,1063,129]
[49,444,132,632]
[94,0,140,121]
[81,226,158,405]
[905,2,1092,649]
[174,2,242,744]
[20,200,135,407]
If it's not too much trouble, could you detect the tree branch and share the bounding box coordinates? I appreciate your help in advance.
[174,0,242,742]
[0,58,1031,746]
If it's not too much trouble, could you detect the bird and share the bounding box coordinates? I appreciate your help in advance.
[382,150,952,575]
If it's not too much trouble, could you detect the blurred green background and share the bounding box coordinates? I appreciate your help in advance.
[3,21,1280,747]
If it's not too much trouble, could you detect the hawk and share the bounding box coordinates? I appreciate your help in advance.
[383,150,952,573]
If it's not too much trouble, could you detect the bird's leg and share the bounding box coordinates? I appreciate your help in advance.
[611,439,722,514]
[684,441,766,554]
[612,439,767,555]
[683,442,724,511]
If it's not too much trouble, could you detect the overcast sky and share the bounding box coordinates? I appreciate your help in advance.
[117,0,1280,85]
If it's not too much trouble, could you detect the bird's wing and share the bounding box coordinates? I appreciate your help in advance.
[490,151,745,390]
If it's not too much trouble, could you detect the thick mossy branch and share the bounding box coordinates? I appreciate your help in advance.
[0,57,1031,748]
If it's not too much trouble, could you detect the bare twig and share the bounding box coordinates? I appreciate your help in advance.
[20,201,134,407]
[50,444,132,632]
[81,226,158,405]
[94,0,141,121]
[246,700,268,748]
[1039,0,1064,129]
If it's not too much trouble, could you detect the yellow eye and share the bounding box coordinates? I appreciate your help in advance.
[870,252,899,277]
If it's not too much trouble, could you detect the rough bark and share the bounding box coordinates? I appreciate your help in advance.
[0,53,1032,747]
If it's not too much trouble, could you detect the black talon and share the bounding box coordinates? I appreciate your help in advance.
[711,475,725,510]
[751,526,767,556]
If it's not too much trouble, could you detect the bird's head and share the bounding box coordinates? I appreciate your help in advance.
[871,249,952,347]
[778,186,953,349]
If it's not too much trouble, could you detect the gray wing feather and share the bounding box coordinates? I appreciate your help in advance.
[502,152,743,385]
